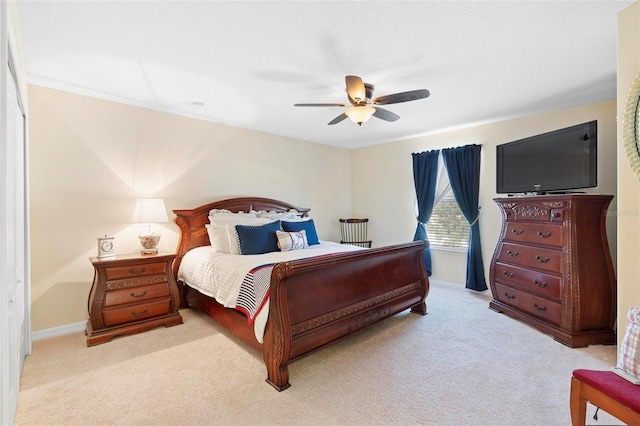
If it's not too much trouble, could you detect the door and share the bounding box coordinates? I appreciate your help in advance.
[0,49,29,425]
[7,59,26,413]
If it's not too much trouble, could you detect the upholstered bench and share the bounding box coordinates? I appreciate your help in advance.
[570,369,640,425]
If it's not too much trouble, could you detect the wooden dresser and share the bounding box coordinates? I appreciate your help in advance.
[86,252,183,346]
[489,194,616,348]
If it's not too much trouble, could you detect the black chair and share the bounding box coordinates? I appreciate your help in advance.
[339,218,372,248]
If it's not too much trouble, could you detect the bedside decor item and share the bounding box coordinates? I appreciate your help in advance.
[131,198,169,255]
[623,73,640,180]
[97,235,115,258]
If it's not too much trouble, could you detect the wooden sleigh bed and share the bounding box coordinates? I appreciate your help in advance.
[172,197,429,391]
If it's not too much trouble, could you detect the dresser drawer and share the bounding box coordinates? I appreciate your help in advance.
[504,202,566,223]
[497,243,563,273]
[493,262,561,301]
[494,282,562,325]
[105,262,167,281]
[503,222,564,248]
[104,283,170,308]
[103,298,171,327]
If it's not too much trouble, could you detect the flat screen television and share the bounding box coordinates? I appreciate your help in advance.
[496,120,597,194]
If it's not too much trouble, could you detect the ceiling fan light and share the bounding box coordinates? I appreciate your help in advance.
[345,106,375,126]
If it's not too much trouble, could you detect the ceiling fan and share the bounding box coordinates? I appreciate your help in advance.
[294,75,430,126]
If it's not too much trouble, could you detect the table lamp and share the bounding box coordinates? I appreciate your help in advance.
[131,198,169,254]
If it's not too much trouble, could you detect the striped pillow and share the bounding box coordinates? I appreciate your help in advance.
[276,230,308,251]
[617,306,640,380]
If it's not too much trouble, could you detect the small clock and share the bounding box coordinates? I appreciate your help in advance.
[97,236,115,258]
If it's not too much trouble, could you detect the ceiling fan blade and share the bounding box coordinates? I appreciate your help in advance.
[372,89,430,105]
[294,103,347,107]
[373,107,400,122]
[345,75,366,103]
[328,113,348,125]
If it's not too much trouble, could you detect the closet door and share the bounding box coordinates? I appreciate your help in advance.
[8,59,27,407]
[1,52,29,426]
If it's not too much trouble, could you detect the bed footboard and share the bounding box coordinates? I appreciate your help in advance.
[263,240,429,391]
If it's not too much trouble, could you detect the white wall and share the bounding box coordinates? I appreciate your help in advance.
[617,1,640,346]
[29,83,620,333]
[28,85,352,331]
[351,100,618,286]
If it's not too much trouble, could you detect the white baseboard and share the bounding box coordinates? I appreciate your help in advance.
[430,279,492,298]
[31,321,86,342]
[28,281,478,342]
[430,279,463,288]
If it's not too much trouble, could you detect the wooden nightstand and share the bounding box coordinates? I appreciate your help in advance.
[86,252,183,346]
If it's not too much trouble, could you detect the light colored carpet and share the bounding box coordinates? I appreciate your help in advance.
[15,281,622,426]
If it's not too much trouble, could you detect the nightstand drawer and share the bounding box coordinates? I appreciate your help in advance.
[105,274,169,291]
[494,282,561,325]
[103,298,171,327]
[104,283,170,308]
[105,262,167,280]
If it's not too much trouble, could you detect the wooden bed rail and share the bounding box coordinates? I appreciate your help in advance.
[264,241,429,391]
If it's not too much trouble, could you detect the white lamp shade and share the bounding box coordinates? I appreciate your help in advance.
[132,198,169,223]
[345,106,375,125]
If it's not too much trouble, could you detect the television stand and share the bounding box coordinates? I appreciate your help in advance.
[489,194,616,347]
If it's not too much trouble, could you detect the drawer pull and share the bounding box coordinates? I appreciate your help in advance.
[130,290,148,298]
[533,279,548,288]
[537,231,552,238]
[535,255,550,263]
[504,292,516,300]
[128,267,147,275]
[503,270,514,278]
[511,229,524,235]
[507,250,519,257]
[130,308,149,317]
[533,303,547,312]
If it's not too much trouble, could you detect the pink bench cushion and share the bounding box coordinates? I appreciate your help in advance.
[573,369,640,413]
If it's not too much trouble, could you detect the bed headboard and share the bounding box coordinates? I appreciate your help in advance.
[172,197,310,279]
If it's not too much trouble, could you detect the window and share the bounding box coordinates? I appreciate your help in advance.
[426,174,469,250]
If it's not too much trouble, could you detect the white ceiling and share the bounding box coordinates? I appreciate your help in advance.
[16,0,634,150]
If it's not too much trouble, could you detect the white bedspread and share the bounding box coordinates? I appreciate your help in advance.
[177,241,363,343]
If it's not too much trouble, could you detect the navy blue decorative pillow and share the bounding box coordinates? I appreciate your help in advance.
[235,220,282,255]
[282,219,319,245]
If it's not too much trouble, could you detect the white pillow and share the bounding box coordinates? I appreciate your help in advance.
[281,216,311,222]
[276,229,308,251]
[205,224,231,253]
[208,215,266,226]
[208,209,256,218]
[254,210,300,221]
[221,218,275,255]
[209,215,275,255]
